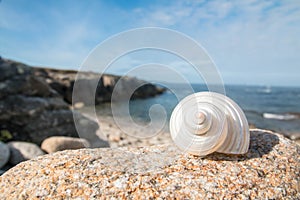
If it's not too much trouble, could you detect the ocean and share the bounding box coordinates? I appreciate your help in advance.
[97,84,300,139]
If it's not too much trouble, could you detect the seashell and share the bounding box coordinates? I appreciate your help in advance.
[170,92,249,156]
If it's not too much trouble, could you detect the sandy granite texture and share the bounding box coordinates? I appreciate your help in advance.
[0,129,299,199]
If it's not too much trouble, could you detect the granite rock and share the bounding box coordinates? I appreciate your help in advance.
[0,130,299,199]
[0,141,9,168]
[7,141,45,165]
[41,136,91,153]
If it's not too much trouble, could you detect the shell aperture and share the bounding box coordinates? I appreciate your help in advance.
[169,92,250,156]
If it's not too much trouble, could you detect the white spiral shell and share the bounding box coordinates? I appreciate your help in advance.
[170,92,250,156]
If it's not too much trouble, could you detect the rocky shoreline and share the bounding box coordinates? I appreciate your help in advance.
[0,57,166,174]
[0,57,165,143]
[0,57,299,198]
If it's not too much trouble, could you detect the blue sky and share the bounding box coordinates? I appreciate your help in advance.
[0,0,299,86]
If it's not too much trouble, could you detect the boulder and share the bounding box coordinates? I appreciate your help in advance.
[0,58,96,145]
[0,98,98,144]
[0,141,9,168]
[23,110,82,144]
[0,95,69,122]
[0,130,299,199]
[7,141,45,165]
[41,136,91,153]
[0,60,57,99]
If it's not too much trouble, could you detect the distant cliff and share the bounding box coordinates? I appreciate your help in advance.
[0,57,165,104]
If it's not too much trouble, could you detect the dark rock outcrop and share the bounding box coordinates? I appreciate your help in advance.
[33,67,165,105]
[0,57,165,145]
[0,59,84,144]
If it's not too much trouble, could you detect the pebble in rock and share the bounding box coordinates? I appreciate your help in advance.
[41,136,91,153]
[0,141,10,168]
[0,130,299,199]
[7,141,45,165]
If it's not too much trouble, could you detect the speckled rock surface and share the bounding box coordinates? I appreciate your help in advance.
[0,141,9,168]
[0,129,299,199]
[41,136,91,153]
[7,141,45,165]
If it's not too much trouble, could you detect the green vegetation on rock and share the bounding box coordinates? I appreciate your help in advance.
[0,130,12,142]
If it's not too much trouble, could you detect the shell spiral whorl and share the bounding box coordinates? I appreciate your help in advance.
[170,92,250,156]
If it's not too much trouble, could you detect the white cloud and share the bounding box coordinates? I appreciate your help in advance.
[129,0,300,85]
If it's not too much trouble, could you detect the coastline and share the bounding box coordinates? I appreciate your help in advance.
[80,110,173,148]
[81,108,300,148]
[1,56,299,176]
